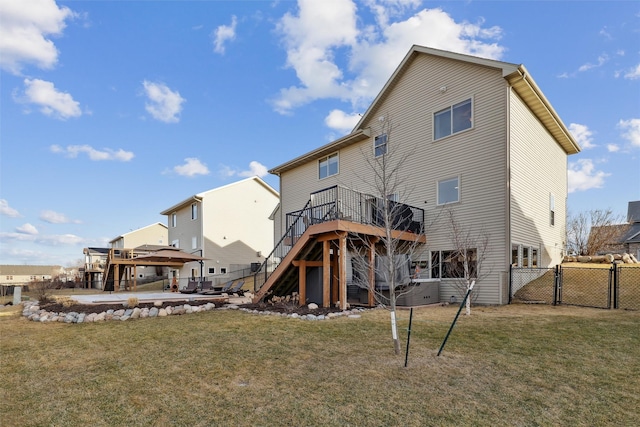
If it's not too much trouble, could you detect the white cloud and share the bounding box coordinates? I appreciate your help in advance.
[325,109,361,133]
[273,1,505,114]
[219,161,269,178]
[568,159,610,193]
[0,231,36,242]
[618,118,640,148]
[142,80,185,123]
[607,144,620,152]
[0,0,75,74]
[16,223,38,235]
[568,123,595,149]
[624,64,640,80]
[212,15,237,54]
[36,233,85,246]
[238,161,269,178]
[172,158,210,177]
[578,53,608,72]
[19,78,81,119]
[0,199,20,217]
[40,210,79,224]
[50,144,134,161]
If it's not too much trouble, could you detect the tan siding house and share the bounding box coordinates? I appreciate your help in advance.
[269,45,579,305]
[160,177,279,287]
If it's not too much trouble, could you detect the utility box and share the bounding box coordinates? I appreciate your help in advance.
[396,279,440,306]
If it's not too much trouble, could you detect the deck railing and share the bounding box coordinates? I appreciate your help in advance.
[252,185,425,293]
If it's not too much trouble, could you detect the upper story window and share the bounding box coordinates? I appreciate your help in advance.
[191,203,198,220]
[437,177,460,205]
[319,153,339,179]
[434,98,472,140]
[374,134,388,157]
[171,213,177,228]
[549,193,555,226]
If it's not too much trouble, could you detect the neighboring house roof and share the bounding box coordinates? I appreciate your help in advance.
[159,176,279,215]
[109,222,168,244]
[0,265,62,276]
[270,44,580,175]
[83,247,110,255]
[627,200,640,223]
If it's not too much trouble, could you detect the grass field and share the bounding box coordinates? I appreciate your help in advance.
[1,300,639,426]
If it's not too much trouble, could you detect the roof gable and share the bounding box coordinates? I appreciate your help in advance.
[270,45,579,175]
[160,176,279,215]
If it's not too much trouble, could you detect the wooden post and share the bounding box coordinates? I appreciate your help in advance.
[115,264,120,292]
[339,233,347,310]
[331,241,339,305]
[298,260,306,306]
[323,240,330,308]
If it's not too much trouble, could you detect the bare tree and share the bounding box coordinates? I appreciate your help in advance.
[441,209,490,315]
[567,209,628,255]
[346,115,426,355]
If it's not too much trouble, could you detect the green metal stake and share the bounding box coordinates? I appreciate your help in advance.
[437,281,474,356]
[404,307,414,368]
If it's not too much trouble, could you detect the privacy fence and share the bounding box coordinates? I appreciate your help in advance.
[510,264,640,310]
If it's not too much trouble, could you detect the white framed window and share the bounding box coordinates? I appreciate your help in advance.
[208,267,215,275]
[374,134,387,157]
[430,249,478,279]
[434,98,472,140]
[171,213,177,228]
[549,193,555,226]
[220,267,227,274]
[191,236,197,250]
[319,153,339,179]
[191,203,198,220]
[437,177,459,205]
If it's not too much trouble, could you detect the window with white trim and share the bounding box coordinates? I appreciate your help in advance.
[434,98,472,140]
[208,267,215,274]
[191,236,197,250]
[374,134,387,157]
[191,203,198,220]
[171,213,177,228]
[550,193,555,226]
[437,177,459,205]
[319,153,339,179]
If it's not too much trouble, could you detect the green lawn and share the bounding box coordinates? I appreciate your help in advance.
[1,303,639,426]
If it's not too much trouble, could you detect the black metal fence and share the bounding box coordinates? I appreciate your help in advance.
[510,264,640,310]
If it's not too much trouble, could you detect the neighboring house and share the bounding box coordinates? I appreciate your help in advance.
[0,265,65,287]
[109,222,168,249]
[109,223,170,283]
[590,201,640,258]
[263,45,580,306]
[160,176,279,287]
[83,223,169,289]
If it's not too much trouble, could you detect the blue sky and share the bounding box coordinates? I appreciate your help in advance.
[1,0,639,267]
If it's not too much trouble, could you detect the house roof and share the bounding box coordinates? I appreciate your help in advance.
[270,45,580,175]
[0,265,62,276]
[109,222,168,244]
[627,200,640,223]
[160,176,279,215]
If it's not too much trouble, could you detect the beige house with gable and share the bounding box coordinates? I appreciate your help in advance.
[263,45,580,306]
[160,176,279,289]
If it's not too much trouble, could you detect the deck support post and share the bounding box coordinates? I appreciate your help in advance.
[339,233,347,310]
[323,240,331,308]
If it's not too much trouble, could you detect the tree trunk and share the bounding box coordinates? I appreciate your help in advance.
[390,309,400,355]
